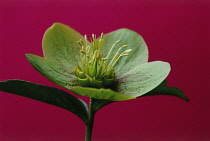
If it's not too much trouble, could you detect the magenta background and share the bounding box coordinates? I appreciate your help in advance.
[0,0,209,141]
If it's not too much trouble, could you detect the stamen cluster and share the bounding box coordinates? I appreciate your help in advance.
[73,33,132,88]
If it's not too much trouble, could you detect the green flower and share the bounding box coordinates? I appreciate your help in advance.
[26,23,170,101]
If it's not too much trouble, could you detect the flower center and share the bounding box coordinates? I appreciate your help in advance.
[73,33,132,88]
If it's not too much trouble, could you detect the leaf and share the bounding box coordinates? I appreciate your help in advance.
[143,80,189,101]
[69,86,136,101]
[92,99,114,113]
[42,23,90,76]
[26,54,77,87]
[116,61,171,97]
[100,28,148,77]
[0,80,88,123]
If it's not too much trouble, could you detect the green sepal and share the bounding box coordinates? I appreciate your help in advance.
[100,28,148,77]
[0,80,88,123]
[91,80,189,114]
[25,53,77,87]
[68,86,135,101]
[116,61,171,97]
[42,23,89,76]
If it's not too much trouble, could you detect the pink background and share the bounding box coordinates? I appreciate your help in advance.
[0,0,209,141]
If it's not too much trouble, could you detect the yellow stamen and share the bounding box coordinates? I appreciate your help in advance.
[105,40,121,59]
[124,49,132,53]
[93,50,100,59]
[86,46,90,53]
[76,33,132,86]
[122,54,129,56]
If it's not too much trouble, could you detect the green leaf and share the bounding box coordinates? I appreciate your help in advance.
[143,80,189,101]
[42,23,90,76]
[92,99,114,113]
[116,61,171,97]
[69,86,136,101]
[100,28,148,77]
[26,54,77,87]
[0,80,88,123]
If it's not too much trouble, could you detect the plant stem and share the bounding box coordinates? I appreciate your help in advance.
[85,98,95,141]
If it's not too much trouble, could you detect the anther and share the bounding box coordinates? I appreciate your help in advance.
[80,39,84,46]
[102,58,107,61]
[122,45,128,48]
[115,40,121,44]
[77,39,84,47]
[122,54,129,56]
[93,50,99,58]
[124,49,132,53]
[86,46,90,53]
[77,41,82,46]
[80,50,85,54]
[114,45,128,57]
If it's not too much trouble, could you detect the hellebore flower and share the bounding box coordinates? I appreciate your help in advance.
[25,23,170,101]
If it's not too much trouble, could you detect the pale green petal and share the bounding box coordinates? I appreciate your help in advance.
[68,86,135,101]
[42,23,90,76]
[100,28,148,77]
[26,54,77,87]
[116,61,171,97]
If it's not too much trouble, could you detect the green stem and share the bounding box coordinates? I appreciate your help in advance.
[85,98,95,141]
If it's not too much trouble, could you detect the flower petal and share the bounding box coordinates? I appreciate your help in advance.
[116,61,171,97]
[42,23,90,75]
[26,54,77,87]
[100,28,148,77]
[68,86,135,101]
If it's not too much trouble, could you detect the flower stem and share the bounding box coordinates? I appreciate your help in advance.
[85,98,95,141]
